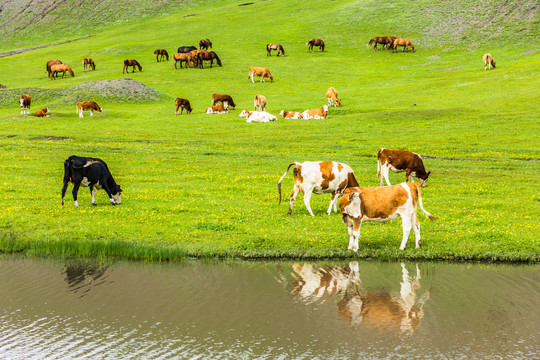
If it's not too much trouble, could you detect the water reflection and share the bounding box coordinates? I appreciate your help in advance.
[62,258,111,297]
[290,262,429,334]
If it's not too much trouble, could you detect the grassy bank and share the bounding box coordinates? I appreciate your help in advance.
[0,0,538,262]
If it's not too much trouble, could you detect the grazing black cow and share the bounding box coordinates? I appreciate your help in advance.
[61,155,122,207]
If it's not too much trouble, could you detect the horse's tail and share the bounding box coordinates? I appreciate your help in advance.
[305,41,310,47]
[266,44,270,52]
[280,45,285,56]
[368,38,374,47]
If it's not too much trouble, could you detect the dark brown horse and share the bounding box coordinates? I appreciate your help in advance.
[47,60,62,78]
[123,59,142,73]
[178,46,197,53]
[266,43,285,56]
[83,58,95,71]
[390,38,414,53]
[367,36,396,50]
[154,49,169,62]
[197,51,222,68]
[199,39,212,50]
[306,38,325,52]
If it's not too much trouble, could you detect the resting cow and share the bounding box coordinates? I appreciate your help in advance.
[339,182,437,251]
[61,155,122,208]
[248,67,273,83]
[239,109,277,123]
[377,148,431,187]
[35,107,50,117]
[206,102,228,114]
[76,101,103,118]
[20,94,31,115]
[278,161,359,216]
[302,105,328,119]
[279,110,303,119]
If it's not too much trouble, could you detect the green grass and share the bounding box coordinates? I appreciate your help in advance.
[0,0,538,262]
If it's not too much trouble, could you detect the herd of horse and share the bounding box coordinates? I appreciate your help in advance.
[368,36,414,52]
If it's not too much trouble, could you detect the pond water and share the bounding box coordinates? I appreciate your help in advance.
[0,256,538,359]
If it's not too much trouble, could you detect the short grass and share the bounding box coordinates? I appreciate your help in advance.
[0,0,538,262]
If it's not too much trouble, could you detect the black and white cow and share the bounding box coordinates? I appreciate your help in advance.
[61,155,122,207]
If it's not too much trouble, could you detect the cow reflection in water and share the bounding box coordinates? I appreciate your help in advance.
[291,262,429,334]
[63,260,110,298]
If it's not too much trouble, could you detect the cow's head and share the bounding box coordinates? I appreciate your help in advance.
[279,110,285,117]
[98,107,103,113]
[111,185,122,204]
[239,110,249,118]
[269,75,273,82]
[419,171,431,187]
[335,99,341,107]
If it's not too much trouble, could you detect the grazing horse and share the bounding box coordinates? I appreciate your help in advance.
[306,38,325,52]
[123,59,142,73]
[199,39,212,50]
[173,53,196,69]
[197,51,222,68]
[483,53,496,70]
[266,43,285,56]
[50,64,75,79]
[391,38,414,53]
[154,49,169,62]
[367,36,396,50]
[82,58,95,71]
[46,60,62,78]
[177,46,197,53]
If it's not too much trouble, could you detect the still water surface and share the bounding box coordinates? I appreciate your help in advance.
[0,256,538,359]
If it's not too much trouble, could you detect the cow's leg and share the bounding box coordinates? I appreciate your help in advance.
[61,181,69,206]
[383,165,392,186]
[405,169,412,182]
[412,214,421,248]
[79,109,84,118]
[303,188,315,216]
[351,218,361,252]
[327,191,339,215]
[90,186,97,206]
[90,110,94,116]
[347,224,355,250]
[250,73,255,83]
[72,183,81,208]
[288,187,299,215]
[399,215,413,250]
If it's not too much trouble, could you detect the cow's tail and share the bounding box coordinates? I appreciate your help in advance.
[416,185,437,220]
[278,162,297,204]
[377,159,381,179]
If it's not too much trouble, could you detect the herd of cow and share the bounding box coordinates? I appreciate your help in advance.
[15,35,473,252]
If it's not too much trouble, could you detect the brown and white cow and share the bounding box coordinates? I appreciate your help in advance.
[212,94,236,109]
[278,161,359,216]
[206,102,229,114]
[35,107,50,117]
[76,101,103,118]
[279,110,304,119]
[326,87,341,107]
[254,94,267,111]
[248,67,273,83]
[483,53,496,70]
[20,94,31,115]
[175,98,192,114]
[339,182,437,251]
[301,105,328,119]
[377,148,431,187]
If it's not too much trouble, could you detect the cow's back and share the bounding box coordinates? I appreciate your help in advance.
[360,183,418,219]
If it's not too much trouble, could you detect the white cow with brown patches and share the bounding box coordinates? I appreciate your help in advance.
[239,109,276,122]
[339,182,437,251]
[279,110,303,119]
[278,161,359,216]
[206,102,229,114]
[326,87,341,107]
[377,148,431,187]
[301,105,328,119]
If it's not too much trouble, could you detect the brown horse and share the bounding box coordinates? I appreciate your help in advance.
[367,36,396,50]
[82,58,95,71]
[50,64,75,79]
[154,49,169,62]
[123,59,142,73]
[483,53,496,70]
[46,60,62,78]
[266,43,285,56]
[391,38,414,53]
[306,38,325,52]
[199,39,212,50]
[197,51,222,68]
[173,53,196,69]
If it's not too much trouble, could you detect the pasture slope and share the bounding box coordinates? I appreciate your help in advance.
[0,0,538,262]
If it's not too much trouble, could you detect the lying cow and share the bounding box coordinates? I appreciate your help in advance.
[326,87,341,107]
[483,53,496,70]
[76,101,103,118]
[254,94,267,111]
[278,161,359,216]
[35,107,50,117]
[20,94,31,115]
[339,182,437,251]
[61,155,122,208]
[212,94,236,109]
[279,110,304,119]
[239,109,277,123]
[206,102,229,114]
[248,66,273,83]
[377,148,431,187]
[302,105,328,119]
[175,98,192,114]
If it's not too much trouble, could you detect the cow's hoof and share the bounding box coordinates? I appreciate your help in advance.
[92,203,97,206]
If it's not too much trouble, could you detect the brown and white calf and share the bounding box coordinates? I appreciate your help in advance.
[20,94,31,115]
[377,148,431,187]
[175,98,192,114]
[35,107,50,117]
[254,94,267,111]
[339,182,437,251]
[326,87,341,107]
[76,101,103,118]
[248,67,273,83]
[483,53,496,70]
[278,161,359,216]
[206,102,229,114]
[279,110,303,119]
[301,105,328,119]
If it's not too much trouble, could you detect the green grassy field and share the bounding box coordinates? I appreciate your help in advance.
[0,0,538,262]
